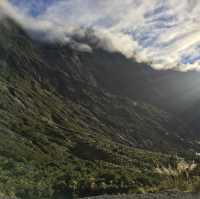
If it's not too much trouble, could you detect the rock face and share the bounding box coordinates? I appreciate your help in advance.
[1,18,200,198]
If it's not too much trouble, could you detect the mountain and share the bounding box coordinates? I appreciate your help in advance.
[79,48,200,128]
[0,18,200,198]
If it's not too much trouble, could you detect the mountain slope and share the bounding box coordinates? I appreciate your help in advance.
[0,18,200,198]
[79,48,200,115]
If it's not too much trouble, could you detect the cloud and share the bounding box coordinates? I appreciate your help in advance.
[0,1,92,52]
[2,0,200,71]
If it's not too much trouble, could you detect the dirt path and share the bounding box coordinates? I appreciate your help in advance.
[81,193,200,199]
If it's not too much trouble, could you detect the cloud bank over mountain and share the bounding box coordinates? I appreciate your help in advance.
[2,0,200,71]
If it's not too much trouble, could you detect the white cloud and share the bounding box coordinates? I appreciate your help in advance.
[2,0,200,70]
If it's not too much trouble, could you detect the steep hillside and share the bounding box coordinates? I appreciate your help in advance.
[0,18,200,198]
[79,48,200,118]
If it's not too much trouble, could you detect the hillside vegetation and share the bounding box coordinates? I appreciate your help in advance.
[0,18,200,198]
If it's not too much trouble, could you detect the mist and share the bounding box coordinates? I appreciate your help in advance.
[2,0,200,71]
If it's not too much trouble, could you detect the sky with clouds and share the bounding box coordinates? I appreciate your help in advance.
[2,0,200,71]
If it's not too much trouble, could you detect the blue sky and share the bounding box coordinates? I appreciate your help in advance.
[9,0,56,16]
[4,0,200,71]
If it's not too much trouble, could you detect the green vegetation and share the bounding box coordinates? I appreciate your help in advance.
[0,18,200,199]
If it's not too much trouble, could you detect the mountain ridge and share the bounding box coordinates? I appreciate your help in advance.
[0,17,200,198]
